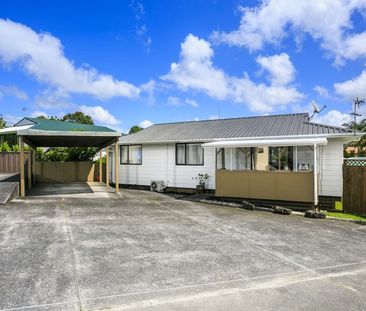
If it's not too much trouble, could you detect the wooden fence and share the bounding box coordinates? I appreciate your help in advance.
[1,152,106,183]
[343,158,366,215]
[34,162,106,183]
[0,152,29,173]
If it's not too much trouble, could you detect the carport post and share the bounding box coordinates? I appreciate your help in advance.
[99,149,103,183]
[19,136,25,197]
[114,143,119,193]
[105,146,109,187]
[27,148,32,190]
[32,149,36,185]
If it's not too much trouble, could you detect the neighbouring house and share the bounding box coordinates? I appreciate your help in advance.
[111,113,361,208]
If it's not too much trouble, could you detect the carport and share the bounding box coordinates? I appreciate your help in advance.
[9,117,121,196]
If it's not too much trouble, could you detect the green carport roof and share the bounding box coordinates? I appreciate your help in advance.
[24,117,116,132]
[13,117,121,148]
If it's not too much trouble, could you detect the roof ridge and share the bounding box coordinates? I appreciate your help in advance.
[152,113,309,126]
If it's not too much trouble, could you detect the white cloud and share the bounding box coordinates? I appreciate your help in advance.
[0,85,28,100]
[139,120,153,128]
[167,96,181,107]
[185,98,199,107]
[162,34,303,113]
[78,105,119,126]
[313,109,350,126]
[167,96,199,108]
[35,89,71,109]
[2,114,21,126]
[209,115,219,120]
[334,69,366,100]
[256,53,295,86]
[211,1,366,64]
[161,34,229,99]
[314,85,330,98]
[229,75,303,112]
[30,110,48,118]
[0,19,140,99]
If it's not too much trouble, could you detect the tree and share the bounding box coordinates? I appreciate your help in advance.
[62,111,93,125]
[0,116,6,129]
[343,118,366,157]
[129,125,142,134]
[36,115,59,121]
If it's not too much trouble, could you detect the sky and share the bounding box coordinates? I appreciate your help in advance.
[1,0,366,133]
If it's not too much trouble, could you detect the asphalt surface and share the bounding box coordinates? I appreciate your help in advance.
[0,185,366,310]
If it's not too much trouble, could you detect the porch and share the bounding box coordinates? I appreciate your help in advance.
[203,137,327,206]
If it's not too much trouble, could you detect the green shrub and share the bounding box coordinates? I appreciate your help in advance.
[0,142,11,152]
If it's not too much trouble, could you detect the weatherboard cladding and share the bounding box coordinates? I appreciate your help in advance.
[120,113,350,144]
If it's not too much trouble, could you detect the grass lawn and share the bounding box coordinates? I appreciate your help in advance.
[327,212,366,221]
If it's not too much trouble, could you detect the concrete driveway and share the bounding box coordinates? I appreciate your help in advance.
[0,187,366,311]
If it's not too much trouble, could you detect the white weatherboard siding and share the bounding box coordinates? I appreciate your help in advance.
[111,138,346,198]
[115,144,216,189]
[319,139,344,197]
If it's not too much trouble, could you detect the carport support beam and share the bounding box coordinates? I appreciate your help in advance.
[19,136,25,197]
[32,149,36,185]
[99,150,103,183]
[114,143,119,193]
[106,146,109,187]
[27,148,32,190]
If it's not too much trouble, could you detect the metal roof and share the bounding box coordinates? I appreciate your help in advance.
[15,117,116,133]
[0,117,121,148]
[120,113,351,144]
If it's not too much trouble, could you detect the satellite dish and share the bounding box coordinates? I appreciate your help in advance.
[312,101,320,113]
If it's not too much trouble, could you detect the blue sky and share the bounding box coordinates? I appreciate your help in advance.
[1,0,366,132]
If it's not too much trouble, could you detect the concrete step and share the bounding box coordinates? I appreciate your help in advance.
[0,182,19,204]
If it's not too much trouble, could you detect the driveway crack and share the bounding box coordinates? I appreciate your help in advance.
[61,198,83,311]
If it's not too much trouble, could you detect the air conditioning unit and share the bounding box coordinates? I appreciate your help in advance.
[150,180,166,192]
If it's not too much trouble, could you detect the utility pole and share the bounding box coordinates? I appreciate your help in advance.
[350,97,364,135]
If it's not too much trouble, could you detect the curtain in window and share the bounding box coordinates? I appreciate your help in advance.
[233,147,251,170]
[121,146,128,164]
[176,144,185,164]
[186,143,203,165]
[129,145,142,164]
[216,148,225,169]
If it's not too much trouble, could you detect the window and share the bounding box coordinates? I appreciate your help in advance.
[217,146,305,172]
[216,148,252,170]
[120,145,142,165]
[176,143,204,165]
[268,147,294,171]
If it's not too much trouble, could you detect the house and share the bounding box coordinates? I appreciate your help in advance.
[111,113,361,207]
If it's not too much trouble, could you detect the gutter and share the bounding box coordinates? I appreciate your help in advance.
[118,132,363,145]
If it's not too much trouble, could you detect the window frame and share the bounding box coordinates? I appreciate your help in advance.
[120,144,142,165]
[175,143,204,166]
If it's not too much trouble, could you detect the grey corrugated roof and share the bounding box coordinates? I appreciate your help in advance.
[120,113,351,144]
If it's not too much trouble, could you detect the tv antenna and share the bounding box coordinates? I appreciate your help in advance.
[350,97,365,135]
[309,101,326,120]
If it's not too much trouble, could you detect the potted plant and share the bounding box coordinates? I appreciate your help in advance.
[193,173,210,193]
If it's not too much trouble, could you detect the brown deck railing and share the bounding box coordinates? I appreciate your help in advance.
[216,169,314,202]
